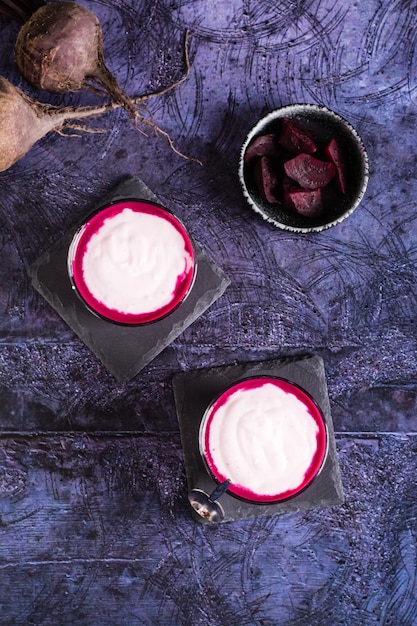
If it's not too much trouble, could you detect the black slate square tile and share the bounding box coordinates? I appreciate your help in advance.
[173,354,344,523]
[28,176,230,382]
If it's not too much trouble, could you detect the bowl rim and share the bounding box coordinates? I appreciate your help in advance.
[238,103,370,233]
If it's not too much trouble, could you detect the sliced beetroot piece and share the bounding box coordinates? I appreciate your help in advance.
[284,153,336,189]
[283,182,323,217]
[244,133,280,164]
[253,156,281,203]
[324,138,347,194]
[278,117,317,154]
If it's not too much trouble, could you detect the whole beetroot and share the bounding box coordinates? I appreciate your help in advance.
[0,74,114,172]
[14,1,137,117]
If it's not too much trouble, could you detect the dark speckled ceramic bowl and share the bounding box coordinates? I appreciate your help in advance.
[239,104,369,233]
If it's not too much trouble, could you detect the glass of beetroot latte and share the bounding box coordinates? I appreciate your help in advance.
[68,199,196,325]
[199,376,328,503]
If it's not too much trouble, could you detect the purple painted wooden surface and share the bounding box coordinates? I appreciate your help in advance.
[0,0,416,624]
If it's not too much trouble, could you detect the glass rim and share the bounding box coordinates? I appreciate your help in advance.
[67,198,197,326]
[199,375,329,504]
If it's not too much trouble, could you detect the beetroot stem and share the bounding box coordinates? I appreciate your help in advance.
[129,30,202,165]
[33,30,200,164]
[134,30,192,104]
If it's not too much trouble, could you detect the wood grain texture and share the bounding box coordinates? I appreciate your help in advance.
[0,0,416,623]
[0,435,416,625]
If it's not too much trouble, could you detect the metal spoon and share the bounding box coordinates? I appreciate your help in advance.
[188,479,231,523]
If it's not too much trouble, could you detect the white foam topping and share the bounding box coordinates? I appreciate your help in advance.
[205,383,319,496]
[81,208,192,314]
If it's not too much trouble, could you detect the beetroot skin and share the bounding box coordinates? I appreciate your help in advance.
[324,138,347,194]
[245,134,280,164]
[254,156,281,204]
